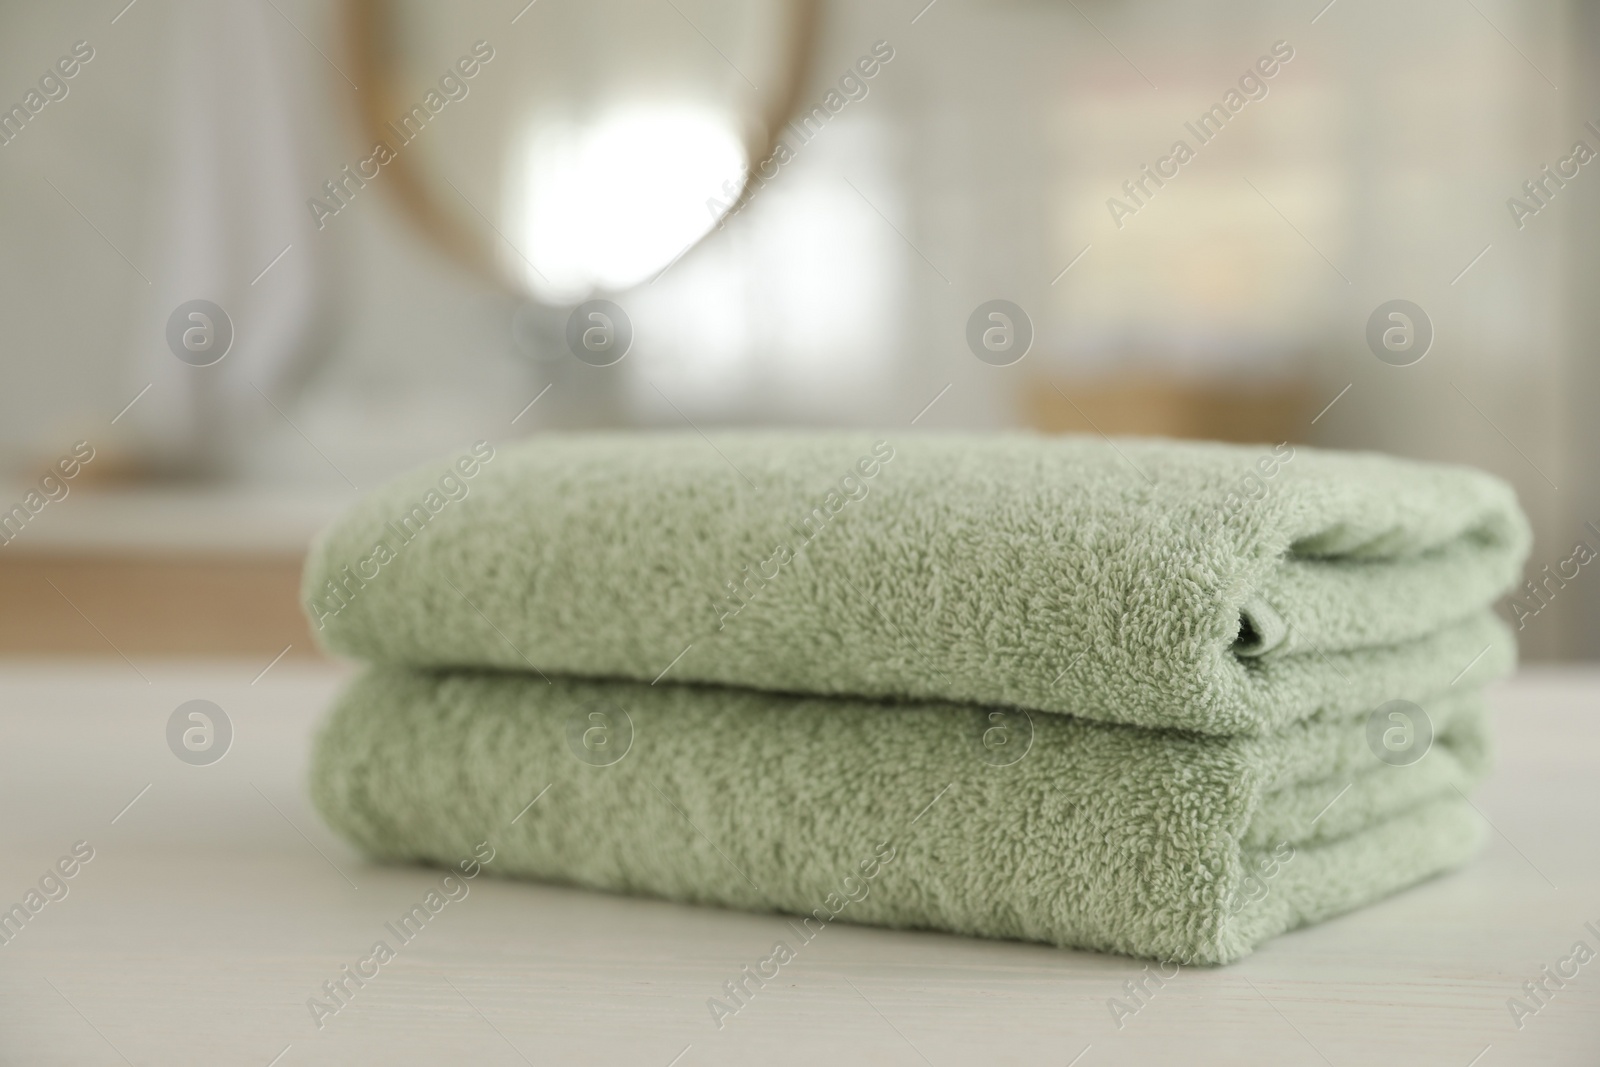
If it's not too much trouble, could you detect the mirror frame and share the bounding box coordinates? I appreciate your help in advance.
[342,0,821,300]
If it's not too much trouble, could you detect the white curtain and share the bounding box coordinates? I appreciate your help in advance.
[120,0,337,476]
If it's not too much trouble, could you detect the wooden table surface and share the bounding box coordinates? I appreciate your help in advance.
[1,662,1595,1065]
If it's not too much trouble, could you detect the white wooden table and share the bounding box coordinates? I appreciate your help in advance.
[1,662,1595,1065]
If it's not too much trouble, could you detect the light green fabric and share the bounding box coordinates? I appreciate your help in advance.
[304,434,1528,734]
[310,669,1492,964]
[304,432,1530,962]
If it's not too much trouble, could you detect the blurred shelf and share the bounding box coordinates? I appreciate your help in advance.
[0,552,317,658]
[0,486,349,657]
[1023,374,1316,444]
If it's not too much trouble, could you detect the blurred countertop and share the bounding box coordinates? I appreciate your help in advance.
[0,663,1594,1064]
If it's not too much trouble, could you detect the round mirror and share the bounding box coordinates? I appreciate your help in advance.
[345,0,818,305]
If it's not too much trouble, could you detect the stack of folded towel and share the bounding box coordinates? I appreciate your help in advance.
[305,434,1529,964]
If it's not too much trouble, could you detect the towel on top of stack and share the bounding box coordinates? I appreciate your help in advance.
[304,433,1529,964]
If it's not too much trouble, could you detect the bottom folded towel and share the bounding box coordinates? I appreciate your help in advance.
[310,670,1491,964]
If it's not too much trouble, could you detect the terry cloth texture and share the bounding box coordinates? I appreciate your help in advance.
[310,669,1493,965]
[304,433,1529,735]
[304,432,1532,962]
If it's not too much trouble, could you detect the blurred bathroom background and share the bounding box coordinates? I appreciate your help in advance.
[1,0,1595,661]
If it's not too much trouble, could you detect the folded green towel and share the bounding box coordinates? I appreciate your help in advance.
[304,434,1527,734]
[310,668,1493,964]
